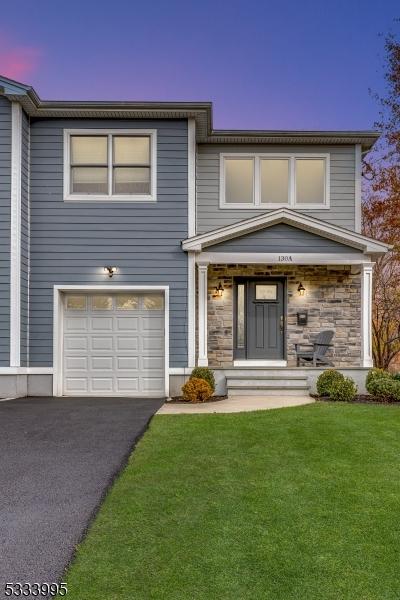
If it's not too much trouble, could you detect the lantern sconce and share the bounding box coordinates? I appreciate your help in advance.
[297,282,306,296]
[213,282,224,298]
[104,266,117,278]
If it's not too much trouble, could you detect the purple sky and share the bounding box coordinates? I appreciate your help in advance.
[0,0,398,130]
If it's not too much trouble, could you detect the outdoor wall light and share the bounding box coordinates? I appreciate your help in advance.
[213,282,224,297]
[297,282,306,296]
[104,266,117,278]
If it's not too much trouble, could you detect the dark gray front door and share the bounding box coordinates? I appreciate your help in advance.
[247,280,284,359]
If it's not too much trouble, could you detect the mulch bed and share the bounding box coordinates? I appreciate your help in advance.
[168,395,228,404]
[313,394,400,405]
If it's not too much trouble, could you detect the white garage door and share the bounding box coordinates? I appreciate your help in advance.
[62,292,165,397]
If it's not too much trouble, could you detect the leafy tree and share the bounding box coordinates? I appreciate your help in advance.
[363,31,400,369]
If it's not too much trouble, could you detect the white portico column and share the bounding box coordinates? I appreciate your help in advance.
[197,263,208,366]
[361,263,373,367]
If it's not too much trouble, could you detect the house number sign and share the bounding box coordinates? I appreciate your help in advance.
[278,255,293,262]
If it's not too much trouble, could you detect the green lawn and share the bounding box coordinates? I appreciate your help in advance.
[64,403,400,599]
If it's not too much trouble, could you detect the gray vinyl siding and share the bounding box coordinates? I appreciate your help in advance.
[20,111,30,366]
[196,144,356,233]
[0,96,11,366]
[208,223,362,254]
[29,118,188,368]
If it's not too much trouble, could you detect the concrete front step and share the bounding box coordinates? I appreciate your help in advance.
[228,387,310,397]
[227,376,307,385]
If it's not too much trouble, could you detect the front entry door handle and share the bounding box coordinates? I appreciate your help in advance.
[280,315,284,332]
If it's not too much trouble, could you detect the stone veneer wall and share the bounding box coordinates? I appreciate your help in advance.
[203,264,362,368]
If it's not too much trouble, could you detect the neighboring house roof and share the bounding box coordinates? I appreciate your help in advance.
[181,208,390,255]
[0,75,380,150]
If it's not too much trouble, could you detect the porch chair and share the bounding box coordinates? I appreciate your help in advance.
[295,330,335,367]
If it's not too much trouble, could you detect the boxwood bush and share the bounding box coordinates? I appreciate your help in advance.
[316,369,345,397]
[372,378,400,402]
[190,367,215,393]
[330,376,357,402]
[365,368,391,394]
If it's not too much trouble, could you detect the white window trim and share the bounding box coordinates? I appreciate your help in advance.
[63,129,157,202]
[219,153,330,210]
[53,285,169,397]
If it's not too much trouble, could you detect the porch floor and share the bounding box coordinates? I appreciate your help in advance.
[158,395,314,414]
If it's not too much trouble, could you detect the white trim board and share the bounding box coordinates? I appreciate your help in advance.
[63,129,157,203]
[10,102,22,367]
[188,118,196,237]
[197,252,372,265]
[354,144,362,233]
[0,367,53,375]
[52,285,169,398]
[182,207,390,254]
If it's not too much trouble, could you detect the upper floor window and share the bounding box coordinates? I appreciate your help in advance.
[220,154,329,209]
[64,129,157,201]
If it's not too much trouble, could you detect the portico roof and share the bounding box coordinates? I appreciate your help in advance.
[181,208,390,255]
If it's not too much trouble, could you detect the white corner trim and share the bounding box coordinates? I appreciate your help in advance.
[187,251,196,367]
[188,118,196,237]
[10,102,22,367]
[361,263,373,367]
[63,129,157,202]
[52,285,170,397]
[355,144,362,233]
[197,264,208,367]
[182,207,390,254]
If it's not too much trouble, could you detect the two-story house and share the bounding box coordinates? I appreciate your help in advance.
[0,75,389,399]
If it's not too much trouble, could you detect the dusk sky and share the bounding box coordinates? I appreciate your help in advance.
[0,0,399,130]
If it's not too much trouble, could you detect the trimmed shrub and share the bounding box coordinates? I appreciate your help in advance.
[182,377,212,403]
[330,376,357,402]
[372,378,400,402]
[190,367,215,393]
[392,372,400,382]
[365,368,391,394]
[316,369,345,397]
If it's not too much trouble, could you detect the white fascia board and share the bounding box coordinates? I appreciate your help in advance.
[198,252,374,265]
[182,208,390,254]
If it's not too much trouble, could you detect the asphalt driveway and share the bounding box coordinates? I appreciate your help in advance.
[0,396,163,596]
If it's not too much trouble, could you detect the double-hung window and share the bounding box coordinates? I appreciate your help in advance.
[64,129,157,201]
[220,153,329,209]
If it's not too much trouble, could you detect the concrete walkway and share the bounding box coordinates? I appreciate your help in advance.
[158,395,314,414]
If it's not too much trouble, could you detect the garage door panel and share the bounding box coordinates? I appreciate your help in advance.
[117,356,139,370]
[142,378,164,392]
[142,336,163,352]
[116,336,138,351]
[142,356,164,370]
[63,292,165,396]
[90,336,114,351]
[116,317,139,331]
[65,356,88,371]
[90,317,113,331]
[65,378,88,392]
[91,356,113,371]
[65,336,88,351]
[65,317,88,332]
[116,378,139,392]
[141,316,163,331]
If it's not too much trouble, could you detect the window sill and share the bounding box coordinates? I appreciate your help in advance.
[64,195,157,203]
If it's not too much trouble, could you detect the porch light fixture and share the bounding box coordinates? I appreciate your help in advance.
[297,282,306,296]
[104,266,117,278]
[213,282,224,298]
